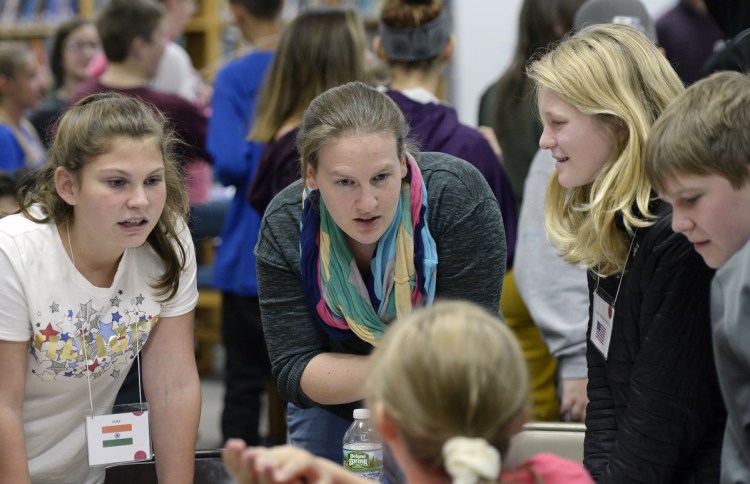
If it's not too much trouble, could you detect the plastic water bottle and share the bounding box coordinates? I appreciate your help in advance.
[343,408,383,482]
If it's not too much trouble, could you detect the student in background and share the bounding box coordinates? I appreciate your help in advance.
[151,0,210,106]
[0,92,200,484]
[207,0,284,448]
[29,18,101,148]
[375,0,517,266]
[644,71,750,484]
[478,0,585,210]
[224,301,593,484]
[528,24,725,481]
[152,0,213,204]
[700,0,750,75]
[0,42,46,173]
[656,0,723,85]
[245,7,367,214]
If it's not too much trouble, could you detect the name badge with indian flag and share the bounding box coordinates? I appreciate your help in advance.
[85,404,152,466]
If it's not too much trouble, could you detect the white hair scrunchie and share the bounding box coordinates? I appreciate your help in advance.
[441,436,501,484]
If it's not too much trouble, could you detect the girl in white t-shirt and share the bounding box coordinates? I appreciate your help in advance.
[0,92,200,484]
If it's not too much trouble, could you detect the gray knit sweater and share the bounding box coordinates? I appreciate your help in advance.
[254,151,506,419]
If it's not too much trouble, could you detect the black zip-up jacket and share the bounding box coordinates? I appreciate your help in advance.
[584,202,726,483]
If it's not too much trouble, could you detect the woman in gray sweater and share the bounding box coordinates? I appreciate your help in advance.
[254,81,506,463]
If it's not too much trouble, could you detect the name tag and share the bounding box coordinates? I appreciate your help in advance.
[85,403,151,466]
[591,291,614,359]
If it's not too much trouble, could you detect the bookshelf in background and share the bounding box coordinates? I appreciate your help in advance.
[184,0,225,81]
[282,0,382,24]
[0,0,225,83]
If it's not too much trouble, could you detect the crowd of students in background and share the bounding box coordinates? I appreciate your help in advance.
[1,0,750,482]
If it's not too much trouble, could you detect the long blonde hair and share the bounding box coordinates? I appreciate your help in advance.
[527,24,683,275]
[365,301,530,483]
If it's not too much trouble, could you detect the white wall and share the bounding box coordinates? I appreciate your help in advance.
[450,0,678,127]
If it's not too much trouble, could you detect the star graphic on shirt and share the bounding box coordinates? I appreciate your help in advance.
[111,312,121,323]
[67,309,73,319]
[40,323,59,342]
[118,290,123,295]
[111,368,120,379]
[134,294,145,305]
[110,296,122,307]
[49,360,68,374]
[77,300,96,322]
[49,302,59,313]
[88,359,101,372]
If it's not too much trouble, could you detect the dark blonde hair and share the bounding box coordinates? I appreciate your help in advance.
[365,301,530,481]
[249,8,366,143]
[18,92,189,301]
[645,71,750,194]
[297,81,410,178]
[527,24,684,275]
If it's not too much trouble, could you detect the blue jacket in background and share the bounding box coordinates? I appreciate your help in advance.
[207,51,274,296]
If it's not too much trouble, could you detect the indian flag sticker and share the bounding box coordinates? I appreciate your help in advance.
[102,424,134,447]
[85,409,152,466]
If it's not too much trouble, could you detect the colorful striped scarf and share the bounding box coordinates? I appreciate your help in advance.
[300,154,437,345]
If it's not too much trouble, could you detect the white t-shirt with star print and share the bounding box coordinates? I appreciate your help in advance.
[0,207,198,484]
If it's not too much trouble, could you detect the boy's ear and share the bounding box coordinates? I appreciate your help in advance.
[130,35,147,59]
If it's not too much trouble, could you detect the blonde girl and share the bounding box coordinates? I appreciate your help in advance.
[528,24,726,482]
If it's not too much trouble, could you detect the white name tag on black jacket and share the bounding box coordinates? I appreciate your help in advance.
[592,291,614,359]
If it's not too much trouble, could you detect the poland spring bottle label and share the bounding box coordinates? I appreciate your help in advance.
[343,442,383,474]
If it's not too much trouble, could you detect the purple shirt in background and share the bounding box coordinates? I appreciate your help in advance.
[656,1,724,85]
[386,89,517,267]
[70,80,210,164]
